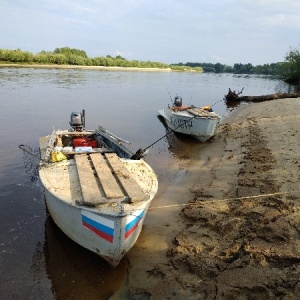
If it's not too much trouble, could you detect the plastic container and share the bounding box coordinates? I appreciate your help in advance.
[75,146,92,153]
[73,137,97,148]
[54,146,63,151]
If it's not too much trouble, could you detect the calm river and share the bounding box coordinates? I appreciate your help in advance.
[0,67,290,299]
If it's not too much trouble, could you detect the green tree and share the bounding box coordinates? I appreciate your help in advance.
[52,54,68,64]
[284,46,300,84]
[214,63,223,73]
[33,53,50,64]
[67,54,86,65]
[54,47,87,58]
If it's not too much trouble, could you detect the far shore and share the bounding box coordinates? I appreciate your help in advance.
[0,63,186,72]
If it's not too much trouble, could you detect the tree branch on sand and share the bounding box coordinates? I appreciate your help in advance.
[224,88,300,102]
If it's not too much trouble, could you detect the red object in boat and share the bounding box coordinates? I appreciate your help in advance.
[72,137,97,148]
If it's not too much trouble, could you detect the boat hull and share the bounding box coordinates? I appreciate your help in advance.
[158,108,220,142]
[43,186,151,266]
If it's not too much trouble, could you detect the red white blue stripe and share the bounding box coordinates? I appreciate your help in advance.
[81,210,114,243]
[125,209,144,239]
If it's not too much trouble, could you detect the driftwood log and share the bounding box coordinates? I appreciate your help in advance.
[224,88,300,102]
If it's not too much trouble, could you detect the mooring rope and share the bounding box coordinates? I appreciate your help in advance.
[131,115,199,159]
[149,190,299,210]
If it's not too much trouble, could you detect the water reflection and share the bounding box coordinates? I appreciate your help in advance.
[49,70,89,88]
[40,215,127,299]
[157,115,202,160]
[224,100,241,110]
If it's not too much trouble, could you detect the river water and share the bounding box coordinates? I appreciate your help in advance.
[0,67,290,299]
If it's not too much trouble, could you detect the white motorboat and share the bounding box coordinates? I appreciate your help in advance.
[37,110,158,266]
[158,96,221,142]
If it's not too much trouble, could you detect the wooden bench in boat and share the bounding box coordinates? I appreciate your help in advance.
[186,108,210,117]
[74,153,147,205]
[104,153,147,202]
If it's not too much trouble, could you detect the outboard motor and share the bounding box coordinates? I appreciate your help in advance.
[174,96,182,107]
[70,110,85,131]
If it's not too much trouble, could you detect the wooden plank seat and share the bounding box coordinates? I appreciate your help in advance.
[75,153,147,205]
[104,153,148,202]
[89,153,124,200]
[74,154,103,205]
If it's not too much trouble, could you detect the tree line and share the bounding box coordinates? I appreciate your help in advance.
[173,61,285,76]
[174,46,300,86]
[1,46,300,86]
[0,47,202,72]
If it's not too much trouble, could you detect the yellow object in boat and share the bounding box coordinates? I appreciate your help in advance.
[201,105,212,111]
[50,151,67,162]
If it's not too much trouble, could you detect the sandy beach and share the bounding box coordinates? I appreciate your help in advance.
[113,97,300,299]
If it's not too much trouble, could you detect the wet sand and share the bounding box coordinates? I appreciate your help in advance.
[114,97,300,299]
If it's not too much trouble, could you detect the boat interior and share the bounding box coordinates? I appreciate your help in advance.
[40,130,148,205]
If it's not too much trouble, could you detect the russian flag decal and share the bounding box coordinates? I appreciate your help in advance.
[125,209,144,239]
[81,210,114,243]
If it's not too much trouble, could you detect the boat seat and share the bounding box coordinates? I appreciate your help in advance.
[103,153,148,203]
[74,154,103,205]
[75,153,147,205]
[89,153,124,200]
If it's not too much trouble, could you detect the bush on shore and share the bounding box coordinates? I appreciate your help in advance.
[0,47,203,72]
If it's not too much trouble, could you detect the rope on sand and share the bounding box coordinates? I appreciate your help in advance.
[149,190,299,210]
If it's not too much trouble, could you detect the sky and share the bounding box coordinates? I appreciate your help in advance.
[1,0,300,66]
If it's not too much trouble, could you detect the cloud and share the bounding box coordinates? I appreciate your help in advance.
[1,0,300,64]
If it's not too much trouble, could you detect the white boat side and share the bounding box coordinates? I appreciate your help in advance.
[158,106,220,142]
